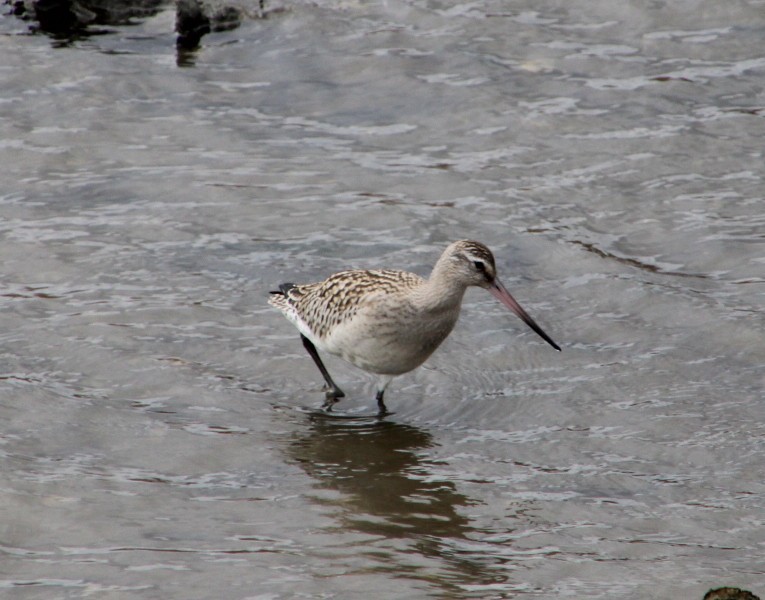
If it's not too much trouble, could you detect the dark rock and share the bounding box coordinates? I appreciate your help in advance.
[704,587,761,600]
[6,0,167,38]
[175,0,243,52]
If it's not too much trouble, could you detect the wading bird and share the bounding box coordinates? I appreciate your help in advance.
[269,240,560,416]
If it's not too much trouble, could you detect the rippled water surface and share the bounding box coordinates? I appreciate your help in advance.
[1,1,764,598]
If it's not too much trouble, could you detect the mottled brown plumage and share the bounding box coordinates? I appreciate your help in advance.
[271,269,423,339]
[269,240,560,415]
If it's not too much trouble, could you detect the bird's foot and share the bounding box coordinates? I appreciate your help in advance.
[322,384,345,399]
[321,386,345,412]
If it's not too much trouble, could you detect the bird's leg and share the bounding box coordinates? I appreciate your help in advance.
[375,389,388,416]
[375,376,393,417]
[300,335,345,409]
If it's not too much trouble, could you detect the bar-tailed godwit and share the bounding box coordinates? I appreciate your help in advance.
[269,240,560,416]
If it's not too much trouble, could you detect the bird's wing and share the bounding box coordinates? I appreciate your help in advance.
[272,269,423,339]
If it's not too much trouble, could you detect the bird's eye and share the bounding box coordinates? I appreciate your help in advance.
[473,260,486,272]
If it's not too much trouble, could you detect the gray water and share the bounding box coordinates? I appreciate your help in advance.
[1,1,764,598]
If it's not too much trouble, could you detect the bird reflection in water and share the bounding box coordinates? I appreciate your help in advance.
[289,418,467,537]
[287,417,507,592]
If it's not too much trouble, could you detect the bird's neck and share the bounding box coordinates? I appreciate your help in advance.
[411,261,468,314]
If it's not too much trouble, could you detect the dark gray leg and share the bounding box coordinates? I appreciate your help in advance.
[300,335,344,409]
[374,376,393,416]
[375,389,389,417]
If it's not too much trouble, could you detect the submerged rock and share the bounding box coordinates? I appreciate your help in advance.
[4,0,266,48]
[704,588,761,600]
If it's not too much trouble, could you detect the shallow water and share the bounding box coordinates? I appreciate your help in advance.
[1,0,764,598]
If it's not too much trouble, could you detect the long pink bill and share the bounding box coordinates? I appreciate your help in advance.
[488,279,561,352]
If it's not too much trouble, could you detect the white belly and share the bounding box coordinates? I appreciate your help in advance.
[318,302,459,375]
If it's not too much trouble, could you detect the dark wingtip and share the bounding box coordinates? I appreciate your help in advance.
[270,283,296,296]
